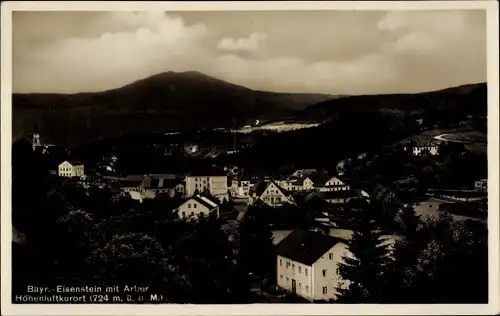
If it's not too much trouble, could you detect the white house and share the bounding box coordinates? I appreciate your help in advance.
[58,160,85,178]
[229,179,255,199]
[185,173,229,201]
[249,180,294,207]
[275,229,350,302]
[175,195,219,219]
[310,174,350,192]
[404,140,439,156]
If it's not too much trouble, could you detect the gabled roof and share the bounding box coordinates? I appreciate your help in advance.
[183,195,218,210]
[291,169,317,177]
[276,229,342,266]
[309,173,343,187]
[61,160,83,166]
[252,180,289,197]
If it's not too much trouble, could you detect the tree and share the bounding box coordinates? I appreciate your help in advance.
[387,205,424,301]
[336,198,392,303]
[50,209,101,284]
[90,233,174,294]
[238,206,276,290]
[173,212,252,303]
[386,211,488,303]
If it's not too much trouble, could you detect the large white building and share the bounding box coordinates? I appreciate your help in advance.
[175,195,219,219]
[275,229,350,302]
[185,173,228,201]
[58,160,85,178]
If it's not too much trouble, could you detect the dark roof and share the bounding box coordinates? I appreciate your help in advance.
[118,180,143,187]
[319,190,360,200]
[159,178,184,189]
[308,173,343,187]
[66,159,83,166]
[252,180,288,197]
[276,229,342,266]
[251,181,269,197]
[189,195,218,210]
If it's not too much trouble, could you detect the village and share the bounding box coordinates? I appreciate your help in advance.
[14,125,488,303]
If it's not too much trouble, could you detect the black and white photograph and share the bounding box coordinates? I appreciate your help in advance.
[1,1,499,315]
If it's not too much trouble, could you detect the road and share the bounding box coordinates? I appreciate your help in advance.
[434,133,471,143]
[410,197,485,223]
[234,201,248,221]
[221,200,248,232]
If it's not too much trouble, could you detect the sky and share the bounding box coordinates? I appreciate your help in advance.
[12,10,487,94]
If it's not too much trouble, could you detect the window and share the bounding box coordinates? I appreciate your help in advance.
[194,204,197,209]
[286,261,290,268]
[323,287,328,294]
[191,212,195,216]
[329,253,333,260]
[298,266,302,273]
[292,264,295,271]
[188,204,191,208]
[305,269,308,276]
[322,269,327,277]
[336,267,340,275]
[298,283,301,289]
[280,259,283,266]
[286,277,289,282]
[280,275,283,279]
[306,286,309,292]
[182,212,186,217]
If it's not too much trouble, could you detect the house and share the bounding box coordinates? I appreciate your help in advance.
[474,179,487,192]
[309,174,350,192]
[237,180,255,198]
[277,169,318,192]
[404,139,439,156]
[185,172,229,201]
[175,195,219,219]
[318,190,361,204]
[143,177,185,197]
[275,229,348,302]
[291,169,317,178]
[75,174,105,189]
[58,160,85,178]
[229,178,256,199]
[119,176,185,201]
[249,180,294,207]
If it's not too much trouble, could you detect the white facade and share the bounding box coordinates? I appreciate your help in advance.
[230,180,253,198]
[176,195,219,219]
[405,145,439,156]
[277,243,350,302]
[316,176,350,192]
[185,175,228,201]
[58,161,85,178]
[250,181,293,207]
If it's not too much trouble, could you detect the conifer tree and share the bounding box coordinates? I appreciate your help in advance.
[336,198,391,303]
